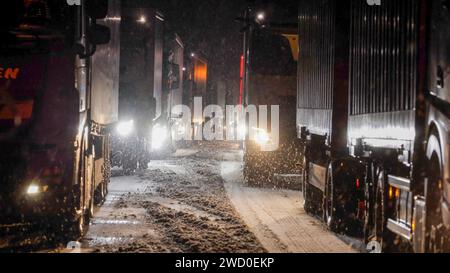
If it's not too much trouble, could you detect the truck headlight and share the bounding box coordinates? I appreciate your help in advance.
[237,125,247,140]
[26,183,48,196]
[116,120,134,137]
[254,129,270,145]
[152,124,168,150]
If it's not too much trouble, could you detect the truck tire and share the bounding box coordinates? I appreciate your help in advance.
[123,156,137,175]
[372,167,395,252]
[301,154,307,199]
[67,134,91,240]
[61,186,86,241]
[323,165,342,232]
[95,140,110,205]
[302,160,315,215]
[426,152,445,253]
[95,168,109,205]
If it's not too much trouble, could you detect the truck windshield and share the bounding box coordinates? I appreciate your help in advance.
[0,1,76,136]
[250,30,297,76]
[0,0,76,50]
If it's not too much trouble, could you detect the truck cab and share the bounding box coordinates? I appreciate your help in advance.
[0,0,118,239]
[412,0,450,252]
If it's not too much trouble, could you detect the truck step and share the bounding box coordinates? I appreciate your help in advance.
[387,175,411,191]
[387,219,412,241]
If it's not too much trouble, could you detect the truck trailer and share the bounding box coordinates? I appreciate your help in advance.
[243,28,300,188]
[151,32,185,154]
[111,3,185,166]
[0,0,120,239]
[298,0,450,252]
[111,5,163,172]
[240,7,301,189]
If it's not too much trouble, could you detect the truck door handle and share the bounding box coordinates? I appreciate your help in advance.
[437,65,444,89]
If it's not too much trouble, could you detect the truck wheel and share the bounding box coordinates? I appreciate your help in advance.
[302,161,315,215]
[61,186,87,241]
[69,135,91,239]
[95,147,110,205]
[373,168,395,252]
[426,153,445,253]
[88,179,95,219]
[94,175,109,205]
[301,155,307,199]
[323,167,341,232]
[72,213,86,240]
[123,156,137,175]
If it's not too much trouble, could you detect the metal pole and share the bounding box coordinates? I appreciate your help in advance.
[242,6,252,107]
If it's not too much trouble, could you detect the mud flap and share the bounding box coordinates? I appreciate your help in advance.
[412,196,426,253]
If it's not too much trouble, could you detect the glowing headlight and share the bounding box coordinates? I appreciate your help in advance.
[26,183,48,195]
[255,129,270,145]
[152,124,168,150]
[237,125,247,140]
[116,120,134,137]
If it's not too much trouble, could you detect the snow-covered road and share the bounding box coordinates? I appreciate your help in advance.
[221,150,361,253]
[70,142,361,253]
[73,143,264,253]
[3,142,362,253]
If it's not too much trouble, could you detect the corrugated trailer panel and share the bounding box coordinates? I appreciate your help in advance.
[298,1,335,135]
[348,0,420,147]
[297,0,335,137]
[297,0,351,155]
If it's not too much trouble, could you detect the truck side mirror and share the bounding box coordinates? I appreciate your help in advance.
[89,24,111,45]
[86,0,109,19]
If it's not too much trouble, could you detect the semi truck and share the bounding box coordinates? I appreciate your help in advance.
[111,3,185,167]
[240,7,301,189]
[0,0,120,239]
[111,5,163,172]
[151,31,185,154]
[298,0,450,252]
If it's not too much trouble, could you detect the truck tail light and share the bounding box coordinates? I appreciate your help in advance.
[356,178,361,189]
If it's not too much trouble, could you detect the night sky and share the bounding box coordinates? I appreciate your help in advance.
[151,0,246,104]
[150,0,298,104]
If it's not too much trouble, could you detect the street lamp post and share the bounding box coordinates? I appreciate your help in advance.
[242,6,252,108]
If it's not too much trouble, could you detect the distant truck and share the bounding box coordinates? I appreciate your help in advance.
[151,32,185,154]
[0,0,120,238]
[297,0,450,252]
[242,25,301,189]
[111,5,163,172]
[110,4,185,167]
